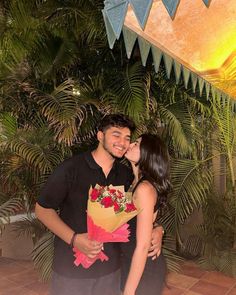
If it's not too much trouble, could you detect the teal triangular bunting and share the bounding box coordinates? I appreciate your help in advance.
[191,72,198,93]
[205,82,210,100]
[202,0,211,7]
[182,66,190,89]
[138,37,151,66]
[173,60,181,84]
[106,1,128,39]
[211,86,216,100]
[162,0,180,19]
[198,77,205,96]
[216,89,221,101]
[122,26,137,58]
[129,0,153,29]
[151,46,162,73]
[163,53,173,79]
[232,101,236,112]
[102,10,117,49]
[221,93,226,107]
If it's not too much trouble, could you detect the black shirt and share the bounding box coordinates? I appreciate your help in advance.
[37,151,133,279]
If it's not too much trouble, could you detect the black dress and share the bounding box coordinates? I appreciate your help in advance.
[120,182,167,295]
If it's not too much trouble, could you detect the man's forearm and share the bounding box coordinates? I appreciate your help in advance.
[35,202,103,257]
[35,202,74,246]
[153,221,165,235]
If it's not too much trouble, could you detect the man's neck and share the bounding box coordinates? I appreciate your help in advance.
[92,147,115,177]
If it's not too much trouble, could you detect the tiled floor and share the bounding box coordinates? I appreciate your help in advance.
[1,257,236,295]
[0,257,48,295]
[163,261,236,295]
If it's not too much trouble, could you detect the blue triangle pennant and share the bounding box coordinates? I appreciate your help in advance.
[122,26,137,58]
[138,37,151,66]
[163,53,173,79]
[128,0,153,29]
[191,72,198,93]
[205,82,210,100]
[173,60,181,84]
[216,89,222,101]
[202,0,211,7]
[182,66,190,89]
[232,101,236,112]
[162,0,180,19]
[151,46,162,73]
[211,86,216,100]
[198,77,205,97]
[102,10,117,49]
[106,1,128,39]
[221,93,226,107]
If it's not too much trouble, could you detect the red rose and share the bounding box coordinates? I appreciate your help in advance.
[113,201,121,212]
[90,188,100,201]
[109,189,116,194]
[125,202,136,212]
[101,196,113,208]
[116,191,123,199]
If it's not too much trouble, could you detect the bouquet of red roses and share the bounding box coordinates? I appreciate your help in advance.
[73,184,138,268]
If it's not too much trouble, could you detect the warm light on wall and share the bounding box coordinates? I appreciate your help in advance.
[205,29,236,72]
[124,0,236,98]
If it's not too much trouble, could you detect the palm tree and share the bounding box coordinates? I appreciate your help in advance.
[1,0,235,280]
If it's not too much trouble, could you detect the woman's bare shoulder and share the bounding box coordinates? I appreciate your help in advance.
[134,180,157,198]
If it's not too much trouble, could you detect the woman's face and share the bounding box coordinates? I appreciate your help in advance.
[125,137,141,164]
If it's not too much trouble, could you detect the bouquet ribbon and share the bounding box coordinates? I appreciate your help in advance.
[73,215,130,269]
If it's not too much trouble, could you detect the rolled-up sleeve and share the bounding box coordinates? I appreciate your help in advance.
[37,161,69,210]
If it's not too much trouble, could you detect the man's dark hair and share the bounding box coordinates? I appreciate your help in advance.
[98,114,136,133]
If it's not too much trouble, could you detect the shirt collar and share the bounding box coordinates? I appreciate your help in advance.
[84,150,119,171]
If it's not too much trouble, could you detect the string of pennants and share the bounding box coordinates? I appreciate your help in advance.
[103,0,212,38]
[121,25,230,103]
[102,0,236,109]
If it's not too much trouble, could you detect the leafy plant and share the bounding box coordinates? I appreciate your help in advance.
[1,0,236,281]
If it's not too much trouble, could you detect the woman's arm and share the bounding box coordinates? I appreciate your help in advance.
[123,182,157,295]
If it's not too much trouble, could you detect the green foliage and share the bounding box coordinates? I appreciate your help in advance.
[0,197,23,231]
[0,0,236,281]
[210,96,236,186]
[32,231,54,282]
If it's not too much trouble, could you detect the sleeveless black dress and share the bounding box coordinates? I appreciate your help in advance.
[120,181,167,295]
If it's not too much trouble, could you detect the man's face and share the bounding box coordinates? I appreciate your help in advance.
[98,126,131,158]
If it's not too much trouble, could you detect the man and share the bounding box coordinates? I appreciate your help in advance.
[35,114,164,295]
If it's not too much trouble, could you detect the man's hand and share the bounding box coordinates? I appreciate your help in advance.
[73,233,103,259]
[148,226,164,260]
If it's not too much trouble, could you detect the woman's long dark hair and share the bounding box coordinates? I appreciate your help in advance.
[138,134,171,214]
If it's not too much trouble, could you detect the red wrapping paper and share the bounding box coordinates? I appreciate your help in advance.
[73,185,139,268]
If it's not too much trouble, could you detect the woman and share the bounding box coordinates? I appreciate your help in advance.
[120,134,171,295]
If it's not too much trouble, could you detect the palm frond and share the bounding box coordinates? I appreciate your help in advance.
[167,158,213,246]
[198,249,236,277]
[0,112,18,143]
[0,198,23,230]
[31,79,101,145]
[110,62,148,122]
[162,233,184,272]
[12,215,47,241]
[159,103,192,155]
[210,97,236,187]
[32,231,54,282]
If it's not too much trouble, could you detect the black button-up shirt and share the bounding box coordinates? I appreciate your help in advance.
[38,151,133,278]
